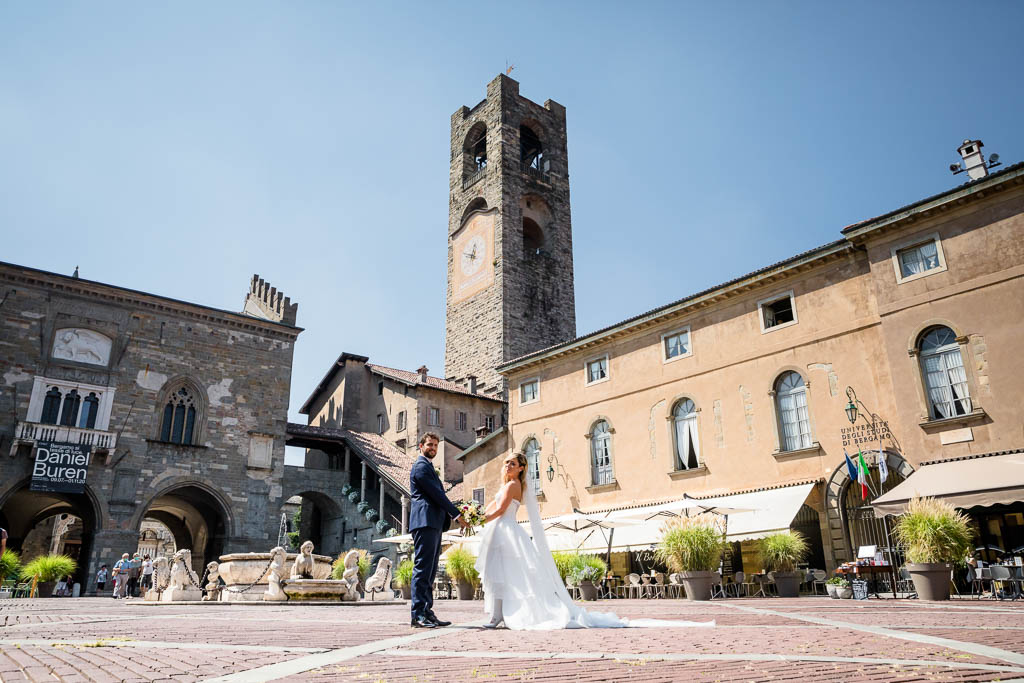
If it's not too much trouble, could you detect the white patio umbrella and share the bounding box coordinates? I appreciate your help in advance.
[372,531,464,545]
[540,510,644,562]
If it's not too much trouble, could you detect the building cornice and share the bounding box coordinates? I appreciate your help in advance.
[0,261,303,339]
[497,240,854,374]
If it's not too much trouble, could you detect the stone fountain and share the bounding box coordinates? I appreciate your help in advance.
[217,543,333,602]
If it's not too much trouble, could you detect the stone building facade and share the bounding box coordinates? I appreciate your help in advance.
[291,353,506,553]
[0,265,303,593]
[445,75,577,396]
[464,150,1024,572]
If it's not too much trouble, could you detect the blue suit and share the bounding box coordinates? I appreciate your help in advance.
[409,454,460,619]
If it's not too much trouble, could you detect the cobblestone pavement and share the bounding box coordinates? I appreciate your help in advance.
[3,597,1024,682]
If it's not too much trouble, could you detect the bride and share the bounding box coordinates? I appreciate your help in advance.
[473,452,714,630]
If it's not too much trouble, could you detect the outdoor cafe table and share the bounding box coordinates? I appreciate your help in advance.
[836,564,898,599]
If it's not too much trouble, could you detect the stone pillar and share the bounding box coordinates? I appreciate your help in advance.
[379,479,386,523]
[344,445,350,474]
[360,461,367,501]
[401,495,409,534]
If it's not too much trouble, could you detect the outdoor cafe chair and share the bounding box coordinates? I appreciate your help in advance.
[565,576,581,600]
[990,565,1020,601]
[766,572,778,596]
[12,582,31,598]
[811,569,828,595]
[966,566,991,600]
[0,580,13,599]
[731,571,746,597]
[667,573,684,599]
[651,572,667,599]
[623,573,643,599]
[710,571,727,599]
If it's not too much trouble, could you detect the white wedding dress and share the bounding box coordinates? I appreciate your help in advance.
[474,487,715,630]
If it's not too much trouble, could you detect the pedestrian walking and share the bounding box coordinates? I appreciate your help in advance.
[140,555,154,593]
[112,553,130,598]
[96,565,108,593]
[127,553,142,598]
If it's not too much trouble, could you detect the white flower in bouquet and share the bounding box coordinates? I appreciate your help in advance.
[459,501,485,536]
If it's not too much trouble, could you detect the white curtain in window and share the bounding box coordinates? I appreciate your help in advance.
[776,373,811,451]
[673,400,700,469]
[590,422,613,485]
[524,439,542,494]
[922,347,971,418]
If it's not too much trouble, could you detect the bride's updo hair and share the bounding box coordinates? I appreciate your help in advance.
[505,452,528,489]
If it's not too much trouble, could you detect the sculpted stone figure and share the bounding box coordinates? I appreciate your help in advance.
[340,550,360,601]
[144,557,169,601]
[263,546,288,601]
[162,550,202,602]
[363,556,396,601]
[290,541,315,579]
[202,561,221,601]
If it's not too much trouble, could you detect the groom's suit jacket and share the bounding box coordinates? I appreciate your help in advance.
[409,455,461,531]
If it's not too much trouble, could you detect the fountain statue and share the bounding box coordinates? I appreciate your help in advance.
[162,549,202,602]
[363,557,398,601]
[144,557,169,601]
[290,541,315,578]
[263,546,288,601]
[202,561,221,602]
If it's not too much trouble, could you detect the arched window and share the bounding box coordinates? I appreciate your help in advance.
[523,217,544,254]
[41,386,62,425]
[160,386,198,445]
[520,124,545,171]
[523,438,541,495]
[78,392,100,429]
[672,399,700,470]
[463,122,487,178]
[590,420,613,485]
[919,326,971,419]
[775,372,811,451]
[59,389,80,427]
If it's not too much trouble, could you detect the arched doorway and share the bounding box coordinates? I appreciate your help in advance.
[137,484,230,573]
[0,480,101,592]
[825,450,912,567]
[282,491,344,559]
[791,503,827,570]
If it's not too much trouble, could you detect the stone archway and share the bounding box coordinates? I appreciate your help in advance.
[281,489,345,559]
[0,478,103,593]
[135,483,231,573]
[824,450,914,565]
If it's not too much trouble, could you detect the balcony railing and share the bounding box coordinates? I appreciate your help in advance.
[462,165,486,190]
[520,160,550,182]
[15,421,117,451]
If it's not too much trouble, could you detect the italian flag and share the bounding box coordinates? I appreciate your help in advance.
[857,449,869,500]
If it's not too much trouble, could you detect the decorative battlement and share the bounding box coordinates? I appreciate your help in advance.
[243,274,298,326]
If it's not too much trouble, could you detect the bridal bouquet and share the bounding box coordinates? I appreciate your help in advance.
[458,501,485,536]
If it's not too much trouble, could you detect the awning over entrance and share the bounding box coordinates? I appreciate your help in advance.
[871,451,1024,515]
[564,482,815,552]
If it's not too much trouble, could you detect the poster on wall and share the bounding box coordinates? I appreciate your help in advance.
[30,441,91,493]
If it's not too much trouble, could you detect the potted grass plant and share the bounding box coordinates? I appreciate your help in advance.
[894,496,974,601]
[656,517,725,601]
[20,554,77,598]
[392,559,414,600]
[1,549,21,581]
[759,531,808,597]
[444,545,479,599]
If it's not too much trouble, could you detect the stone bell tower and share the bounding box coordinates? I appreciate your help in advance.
[444,74,577,397]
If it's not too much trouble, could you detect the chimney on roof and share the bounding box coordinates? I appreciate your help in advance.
[417,365,429,382]
[475,424,490,442]
[951,139,1001,181]
[467,375,477,394]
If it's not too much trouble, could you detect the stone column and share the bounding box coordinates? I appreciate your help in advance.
[360,461,367,501]
[401,495,409,534]
[344,445,350,474]
[379,479,386,523]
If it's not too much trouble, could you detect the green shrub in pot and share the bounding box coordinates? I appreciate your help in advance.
[894,496,974,601]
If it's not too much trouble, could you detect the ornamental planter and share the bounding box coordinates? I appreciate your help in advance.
[836,586,853,599]
[773,571,803,598]
[826,583,838,599]
[455,580,476,600]
[678,571,716,601]
[398,584,411,600]
[578,580,599,601]
[35,581,57,598]
[906,562,953,601]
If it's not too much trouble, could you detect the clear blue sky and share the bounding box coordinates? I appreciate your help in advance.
[3,2,1022,465]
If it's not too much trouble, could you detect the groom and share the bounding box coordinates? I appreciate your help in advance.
[409,431,467,628]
